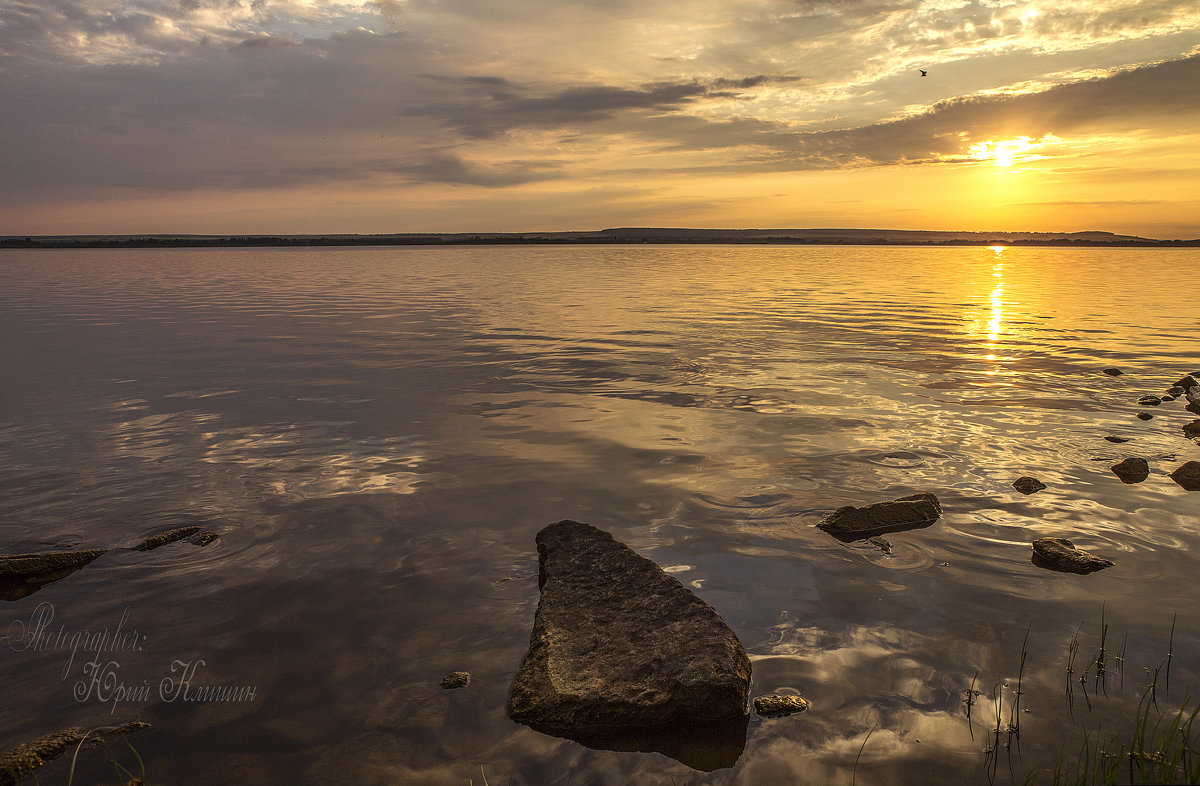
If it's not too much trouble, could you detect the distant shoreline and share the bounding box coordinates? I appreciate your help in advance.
[3,227,1198,249]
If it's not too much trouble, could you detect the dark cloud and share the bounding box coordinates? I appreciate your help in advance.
[430,75,802,139]
[387,153,567,187]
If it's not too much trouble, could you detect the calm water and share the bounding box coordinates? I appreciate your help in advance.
[2,245,1199,784]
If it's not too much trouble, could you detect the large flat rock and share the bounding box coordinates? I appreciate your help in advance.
[507,520,751,734]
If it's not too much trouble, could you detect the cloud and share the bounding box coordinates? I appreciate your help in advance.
[0,0,1198,211]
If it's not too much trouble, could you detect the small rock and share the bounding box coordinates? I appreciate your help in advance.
[1102,368,1123,376]
[1031,538,1113,574]
[866,536,892,555]
[818,493,942,542]
[753,695,809,718]
[1137,412,1154,421]
[1183,421,1200,439]
[1169,462,1200,491]
[1012,477,1046,494]
[440,671,470,689]
[1111,457,1149,484]
[1174,376,1198,391]
[1136,395,1162,406]
[1104,436,1130,444]
[1167,386,1185,396]
[1162,395,1177,402]
[187,531,219,546]
[1188,403,1200,416]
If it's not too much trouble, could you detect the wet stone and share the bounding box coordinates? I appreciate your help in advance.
[131,526,202,551]
[0,549,108,601]
[507,520,751,731]
[1102,367,1123,376]
[1111,457,1149,484]
[1137,412,1154,421]
[1031,538,1113,574]
[1136,395,1162,406]
[866,536,892,555]
[1183,421,1200,439]
[440,672,470,690]
[818,493,941,542]
[753,695,809,719]
[1169,462,1200,491]
[1104,436,1131,444]
[1012,477,1047,494]
[1175,376,1198,391]
[0,721,149,783]
[1168,386,1186,396]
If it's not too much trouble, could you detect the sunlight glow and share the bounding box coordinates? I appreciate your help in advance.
[969,135,1060,168]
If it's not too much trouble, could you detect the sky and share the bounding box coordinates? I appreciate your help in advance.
[1,0,1198,237]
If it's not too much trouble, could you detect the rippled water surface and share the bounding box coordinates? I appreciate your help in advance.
[2,245,1199,784]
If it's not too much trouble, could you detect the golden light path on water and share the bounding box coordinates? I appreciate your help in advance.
[988,245,1005,364]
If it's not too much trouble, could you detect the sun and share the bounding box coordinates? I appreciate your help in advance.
[969,135,1059,168]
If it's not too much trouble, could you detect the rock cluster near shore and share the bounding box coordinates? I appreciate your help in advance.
[507,520,751,732]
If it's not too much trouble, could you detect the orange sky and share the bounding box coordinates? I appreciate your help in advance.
[1,0,1198,238]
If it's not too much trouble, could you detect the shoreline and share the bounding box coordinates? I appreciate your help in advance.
[5,237,1199,249]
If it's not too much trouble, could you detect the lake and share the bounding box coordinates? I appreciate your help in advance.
[2,245,1199,784]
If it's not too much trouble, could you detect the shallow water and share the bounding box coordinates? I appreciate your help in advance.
[1,245,1199,784]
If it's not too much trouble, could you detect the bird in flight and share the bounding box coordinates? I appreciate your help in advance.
[919,69,927,77]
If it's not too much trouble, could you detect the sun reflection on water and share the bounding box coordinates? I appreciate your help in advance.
[984,248,1005,367]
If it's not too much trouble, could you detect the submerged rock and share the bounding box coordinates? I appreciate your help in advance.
[1169,462,1200,491]
[753,695,809,719]
[131,526,218,551]
[1031,538,1114,574]
[507,520,751,734]
[1012,477,1046,495]
[1104,436,1131,444]
[1102,368,1123,376]
[440,671,470,689]
[866,536,892,556]
[0,721,149,784]
[0,549,108,601]
[1110,457,1150,484]
[1168,386,1186,396]
[819,493,942,542]
[1137,412,1154,421]
[131,526,199,551]
[1183,421,1200,439]
[1136,395,1162,406]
